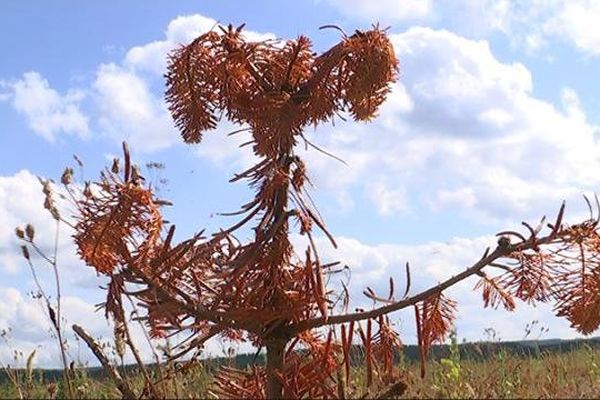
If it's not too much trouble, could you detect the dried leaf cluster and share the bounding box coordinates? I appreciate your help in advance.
[475,211,600,335]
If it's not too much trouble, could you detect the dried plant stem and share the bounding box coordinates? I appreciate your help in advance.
[50,220,73,399]
[0,358,23,399]
[336,366,346,400]
[125,295,161,364]
[120,311,160,399]
[23,235,73,398]
[72,324,137,399]
[124,294,164,379]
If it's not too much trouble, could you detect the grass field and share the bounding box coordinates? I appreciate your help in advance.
[3,335,600,399]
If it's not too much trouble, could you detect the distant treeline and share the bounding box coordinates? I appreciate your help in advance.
[2,336,599,383]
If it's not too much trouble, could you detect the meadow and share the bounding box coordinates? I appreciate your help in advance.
[3,332,600,399]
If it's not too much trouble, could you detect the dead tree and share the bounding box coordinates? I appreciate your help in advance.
[66,24,600,399]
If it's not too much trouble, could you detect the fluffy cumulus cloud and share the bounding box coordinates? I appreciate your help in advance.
[125,14,275,75]
[93,63,178,152]
[6,72,89,141]
[0,169,107,293]
[78,13,600,221]
[543,0,600,55]
[0,171,109,367]
[0,14,274,153]
[465,0,600,55]
[133,18,600,222]
[326,0,600,55]
[367,181,409,216]
[0,286,174,368]
[92,14,274,153]
[296,27,600,223]
[0,288,109,367]
[0,166,207,366]
[0,170,65,274]
[0,167,254,367]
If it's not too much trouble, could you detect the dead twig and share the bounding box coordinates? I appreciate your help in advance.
[72,324,137,399]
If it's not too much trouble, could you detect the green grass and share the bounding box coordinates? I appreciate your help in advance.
[4,341,600,398]
[398,342,600,398]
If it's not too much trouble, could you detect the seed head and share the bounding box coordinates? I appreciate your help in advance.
[50,207,60,221]
[41,179,52,196]
[61,167,74,185]
[25,224,35,241]
[111,158,120,174]
[21,245,30,260]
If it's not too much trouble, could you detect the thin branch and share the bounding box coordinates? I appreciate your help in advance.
[299,133,348,166]
[51,219,73,399]
[288,230,567,335]
[117,300,160,399]
[488,263,513,272]
[72,324,137,399]
[131,267,258,334]
[402,262,411,299]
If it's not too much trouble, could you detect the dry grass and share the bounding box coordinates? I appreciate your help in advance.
[400,344,600,398]
[3,341,600,399]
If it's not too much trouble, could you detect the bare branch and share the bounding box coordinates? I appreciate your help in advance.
[288,228,569,335]
[72,324,137,399]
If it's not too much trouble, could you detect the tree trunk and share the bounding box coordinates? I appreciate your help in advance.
[266,338,287,399]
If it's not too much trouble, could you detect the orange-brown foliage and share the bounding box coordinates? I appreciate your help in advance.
[64,23,600,399]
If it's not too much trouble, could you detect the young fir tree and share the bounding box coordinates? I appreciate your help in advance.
[66,24,600,399]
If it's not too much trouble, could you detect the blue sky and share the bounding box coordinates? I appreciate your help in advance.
[2,0,600,367]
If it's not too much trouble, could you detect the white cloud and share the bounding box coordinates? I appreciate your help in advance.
[9,72,89,141]
[0,169,104,293]
[0,287,161,368]
[444,0,600,55]
[94,63,177,152]
[0,287,107,367]
[326,0,600,56]
[296,27,600,223]
[0,169,252,367]
[368,181,409,216]
[93,14,275,153]
[442,0,512,35]
[0,285,253,368]
[88,15,600,226]
[0,170,62,274]
[543,0,600,55]
[125,14,275,76]
[431,187,478,211]
[125,14,217,75]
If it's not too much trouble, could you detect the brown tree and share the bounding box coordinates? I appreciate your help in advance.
[66,24,600,398]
